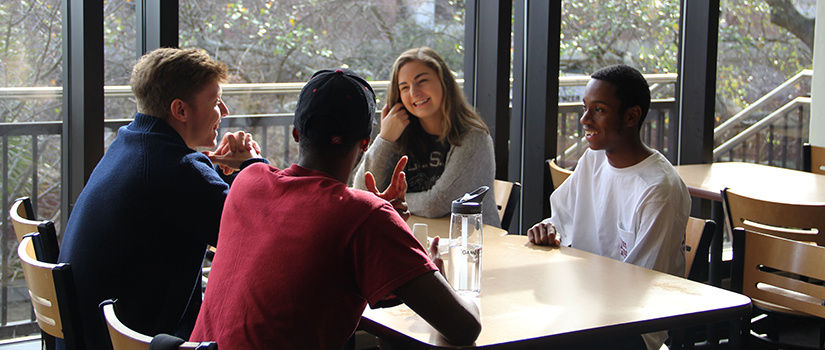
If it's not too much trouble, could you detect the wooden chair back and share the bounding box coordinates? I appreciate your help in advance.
[684,217,715,280]
[100,299,217,350]
[732,228,825,319]
[17,233,84,349]
[10,197,44,242]
[803,143,825,175]
[722,187,825,246]
[493,180,521,231]
[547,158,573,190]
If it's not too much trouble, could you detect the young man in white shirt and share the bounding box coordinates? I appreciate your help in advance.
[527,64,690,350]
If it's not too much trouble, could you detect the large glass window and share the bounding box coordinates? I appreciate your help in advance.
[178,0,467,168]
[714,0,814,168]
[103,1,138,153]
[2,0,468,337]
[556,0,680,167]
[0,0,63,331]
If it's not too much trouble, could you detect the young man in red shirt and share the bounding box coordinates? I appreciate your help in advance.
[190,68,481,349]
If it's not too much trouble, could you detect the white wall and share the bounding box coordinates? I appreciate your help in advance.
[810,0,825,145]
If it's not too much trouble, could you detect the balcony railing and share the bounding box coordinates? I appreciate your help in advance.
[711,70,812,168]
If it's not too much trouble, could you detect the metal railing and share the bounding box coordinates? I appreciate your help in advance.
[712,70,812,168]
[714,70,812,136]
[714,99,810,168]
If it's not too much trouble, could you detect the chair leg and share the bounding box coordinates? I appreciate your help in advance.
[731,315,748,350]
[766,314,781,341]
[668,328,685,350]
[819,318,824,350]
[42,332,55,350]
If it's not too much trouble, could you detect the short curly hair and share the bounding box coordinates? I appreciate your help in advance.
[590,64,651,126]
[130,48,228,119]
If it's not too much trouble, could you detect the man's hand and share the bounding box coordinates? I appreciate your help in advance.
[527,220,561,246]
[206,131,261,175]
[365,156,409,220]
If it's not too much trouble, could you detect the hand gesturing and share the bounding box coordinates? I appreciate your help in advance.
[364,156,409,221]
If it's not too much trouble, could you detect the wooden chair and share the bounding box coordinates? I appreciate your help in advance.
[669,218,718,349]
[17,233,84,349]
[10,196,43,242]
[732,228,825,349]
[547,158,573,189]
[722,187,825,246]
[100,299,217,350]
[803,143,825,175]
[493,179,521,231]
[12,196,60,263]
[684,217,716,281]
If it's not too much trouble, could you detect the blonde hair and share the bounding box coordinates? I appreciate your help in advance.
[130,48,228,119]
[387,47,488,158]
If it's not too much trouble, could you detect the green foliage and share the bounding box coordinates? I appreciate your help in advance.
[179,0,465,84]
[716,0,812,121]
[562,0,680,75]
[561,0,813,127]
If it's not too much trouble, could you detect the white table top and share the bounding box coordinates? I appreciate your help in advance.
[359,216,752,348]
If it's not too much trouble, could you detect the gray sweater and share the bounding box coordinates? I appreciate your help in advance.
[353,126,501,227]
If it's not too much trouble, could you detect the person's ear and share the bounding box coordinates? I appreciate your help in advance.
[170,99,187,123]
[292,127,300,143]
[360,138,370,152]
[624,105,642,128]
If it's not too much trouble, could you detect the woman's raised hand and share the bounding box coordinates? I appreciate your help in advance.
[378,102,410,143]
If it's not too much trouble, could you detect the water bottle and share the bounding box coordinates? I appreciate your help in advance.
[447,186,488,297]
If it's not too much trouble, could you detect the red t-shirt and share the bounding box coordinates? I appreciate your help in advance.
[190,163,437,349]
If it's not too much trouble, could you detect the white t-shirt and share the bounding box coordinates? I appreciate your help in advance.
[547,148,691,350]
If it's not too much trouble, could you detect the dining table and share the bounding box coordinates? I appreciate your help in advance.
[673,162,825,286]
[358,215,752,349]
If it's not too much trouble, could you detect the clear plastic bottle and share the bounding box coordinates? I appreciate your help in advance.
[447,186,488,297]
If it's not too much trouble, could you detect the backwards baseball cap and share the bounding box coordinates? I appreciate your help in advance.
[293,68,376,145]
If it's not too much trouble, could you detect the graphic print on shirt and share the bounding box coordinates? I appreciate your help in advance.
[406,149,448,192]
[619,238,628,258]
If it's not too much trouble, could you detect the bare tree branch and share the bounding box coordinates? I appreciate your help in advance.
[766,0,815,50]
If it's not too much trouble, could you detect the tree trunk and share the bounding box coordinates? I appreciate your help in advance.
[766,0,815,50]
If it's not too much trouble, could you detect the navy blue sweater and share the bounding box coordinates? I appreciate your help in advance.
[58,113,261,349]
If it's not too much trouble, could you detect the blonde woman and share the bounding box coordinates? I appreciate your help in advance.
[354,47,499,227]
